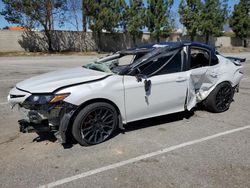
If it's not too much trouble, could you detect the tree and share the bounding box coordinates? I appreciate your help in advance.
[1,0,67,52]
[229,0,250,47]
[82,0,87,32]
[68,0,81,31]
[146,0,173,42]
[83,0,126,52]
[124,0,145,46]
[178,0,202,41]
[199,0,228,44]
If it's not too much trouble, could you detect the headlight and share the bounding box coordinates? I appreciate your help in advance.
[25,93,70,104]
[50,93,70,103]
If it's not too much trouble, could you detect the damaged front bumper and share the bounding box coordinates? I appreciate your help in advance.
[8,87,78,143]
[17,101,77,143]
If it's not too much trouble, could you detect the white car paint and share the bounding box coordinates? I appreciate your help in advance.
[8,46,243,125]
[186,54,243,110]
[123,72,187,122]
[16,67,110,93]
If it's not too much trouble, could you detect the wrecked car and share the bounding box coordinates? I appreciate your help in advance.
[8,42,244,146]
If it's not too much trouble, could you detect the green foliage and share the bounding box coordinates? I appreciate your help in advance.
[146,0,174,42]
[229,0,250,45]
[123,0,145,45]
[178,0,202,41]
[199,0,228,43]
[1,0,67,29]
[1,0,67,51]
[83,0,125,33]
[83,0,126,51]
[179,0,228,44]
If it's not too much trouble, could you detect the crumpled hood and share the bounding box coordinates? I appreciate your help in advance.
[16,67,111,93]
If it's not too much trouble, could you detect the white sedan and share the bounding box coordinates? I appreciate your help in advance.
[8,42,244,146]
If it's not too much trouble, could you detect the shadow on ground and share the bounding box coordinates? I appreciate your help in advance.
[123,110,195,132]
[29,107,205,149]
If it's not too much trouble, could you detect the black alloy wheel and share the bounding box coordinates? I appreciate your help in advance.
[72,102,118,146]
[204,82,234,113]
[215,84,233,111]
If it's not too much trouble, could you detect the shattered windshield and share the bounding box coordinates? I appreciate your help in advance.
[83,54,135,74]
[82,46,171,74]
[84,59,119,73]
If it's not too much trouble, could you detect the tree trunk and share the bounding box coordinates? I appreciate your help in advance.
[156,33,160,43]
[243,39,247,48]
[82,8,87,32]
[45,0,53,52]
[190,34,195,42]
[132,35,136,47]
[45,30,53,52]
[97,31,101,53]
[205,33,209,44]
[82,3,87,52]
[82,32,88,52]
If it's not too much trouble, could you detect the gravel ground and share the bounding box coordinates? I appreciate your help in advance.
[0,53,250,188]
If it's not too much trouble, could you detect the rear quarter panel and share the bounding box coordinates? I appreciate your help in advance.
[201,55,243,100]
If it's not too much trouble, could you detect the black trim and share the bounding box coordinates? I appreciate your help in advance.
[187,45,213,70]
[53,75,112,93]
[17,75,112,95]
[16,87,31,94]
[10,94,25,98]
[226,56,246,63]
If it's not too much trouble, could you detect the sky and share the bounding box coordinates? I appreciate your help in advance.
[0,0,240,31]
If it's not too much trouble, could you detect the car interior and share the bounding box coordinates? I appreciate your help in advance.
[136,52,182,76]
[190,48,210,69]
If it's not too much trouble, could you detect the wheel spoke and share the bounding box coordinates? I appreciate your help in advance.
[101,110,109,119]
[88,131,96,142]
[215,85,232,111]
[82,125,93,133]
[103,123,113,129]
[99,131,104,141]
[94,130,99,143]
[83,129,94,138]
[102,129,110,135]
[99,109,104,116]
[103,114,113,122]
[104,118,114,124]
[79,106,116,144]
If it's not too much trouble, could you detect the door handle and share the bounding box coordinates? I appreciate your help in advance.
[176,77,187,82]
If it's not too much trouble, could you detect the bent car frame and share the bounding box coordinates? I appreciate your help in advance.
[8,42,244,146]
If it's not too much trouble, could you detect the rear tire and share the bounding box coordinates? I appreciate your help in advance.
[72,102,118,146]
[204,82,234,113]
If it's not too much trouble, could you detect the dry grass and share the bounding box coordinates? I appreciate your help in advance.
[217,47,250,53]
[0,51,105,57]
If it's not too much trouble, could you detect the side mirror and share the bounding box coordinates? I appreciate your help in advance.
[135,74,147,82]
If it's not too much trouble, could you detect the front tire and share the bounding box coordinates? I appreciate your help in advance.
[72,102,118,146]
[204,82,234,113]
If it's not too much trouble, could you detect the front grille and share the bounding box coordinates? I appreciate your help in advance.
[10,94,25,98]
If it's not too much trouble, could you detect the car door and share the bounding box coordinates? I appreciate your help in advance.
[186,46,220,110]
[123,50,188,123]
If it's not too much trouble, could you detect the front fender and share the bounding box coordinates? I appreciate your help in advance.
[57,75,126,123]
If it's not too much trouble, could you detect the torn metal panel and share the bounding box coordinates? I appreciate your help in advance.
[186,64,221,109]
[17,100,77,142]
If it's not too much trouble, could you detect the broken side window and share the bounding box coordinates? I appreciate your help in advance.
[190,48,210,69]
[138,50,182,76]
